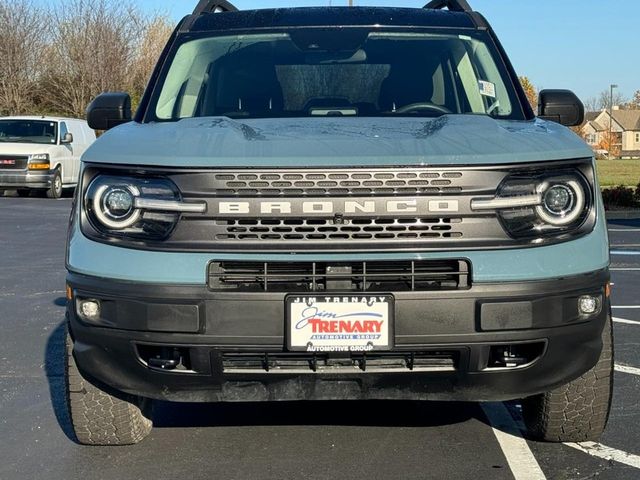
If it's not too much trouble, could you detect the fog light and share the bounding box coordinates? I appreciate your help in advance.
[578,295,600,315]
[79,299,100,320]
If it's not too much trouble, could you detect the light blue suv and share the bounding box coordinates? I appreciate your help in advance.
[63,0,612,445]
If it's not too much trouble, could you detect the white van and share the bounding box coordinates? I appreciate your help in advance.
[0,116,96,198]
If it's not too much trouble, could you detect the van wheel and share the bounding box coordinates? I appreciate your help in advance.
[17,189,31,197]
[522,311,613,442]
[47,169,63,199]
[65,325,153,445]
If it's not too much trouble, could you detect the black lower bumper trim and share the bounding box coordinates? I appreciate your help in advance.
[67,269,610,403]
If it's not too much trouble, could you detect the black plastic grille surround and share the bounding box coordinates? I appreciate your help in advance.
[79,161,596,253]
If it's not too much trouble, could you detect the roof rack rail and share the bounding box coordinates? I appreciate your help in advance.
[423,0,472,12]
[180,0,238,32]
[192,0,238,15]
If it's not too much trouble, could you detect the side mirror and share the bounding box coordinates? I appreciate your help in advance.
[61,132,73,144]
[537,89,584,127]
[86,92,132,131]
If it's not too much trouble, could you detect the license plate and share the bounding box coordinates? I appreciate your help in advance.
[287,295,393,353]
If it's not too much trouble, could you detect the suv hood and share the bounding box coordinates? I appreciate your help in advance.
[84,115,592,167]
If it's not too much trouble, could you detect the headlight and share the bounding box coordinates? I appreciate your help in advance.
[84,175,205,241]
[91,184,141,229]
[28,153,50,170]
[536,178,585,226]
[472,167,594,241]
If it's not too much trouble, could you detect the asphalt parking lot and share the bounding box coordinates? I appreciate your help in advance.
[2,196,640,480]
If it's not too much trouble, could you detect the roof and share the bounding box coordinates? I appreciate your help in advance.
[0,115,84,122]
[584,112,600,123]
[611,110,640,130]
[189,7,478,32]
[584,110,640,132]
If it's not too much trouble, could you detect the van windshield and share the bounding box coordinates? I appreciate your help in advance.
[0,120,58,144]
[149,29,525,122]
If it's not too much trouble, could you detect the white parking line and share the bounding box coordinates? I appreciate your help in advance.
[481,403,546,480]
[613,317,640,326]
[566,442,640,469]
[611,251,640,256]
[615,364,640,376]
[612,306,640,309]
[608,229,640,232]
[611,268,640,271]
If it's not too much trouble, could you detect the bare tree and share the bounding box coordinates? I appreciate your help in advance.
[627,90,640,110]
[596,89,627,111]
[128,16,174,111]
[40,0,142,117]
[0,0,45,115]
[583,97,600,113]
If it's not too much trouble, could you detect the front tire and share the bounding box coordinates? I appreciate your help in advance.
[64,326,153,445]
[522,310,613,442]
[47,169,63,199]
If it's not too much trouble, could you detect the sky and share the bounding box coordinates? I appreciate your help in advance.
[137,0,638,102]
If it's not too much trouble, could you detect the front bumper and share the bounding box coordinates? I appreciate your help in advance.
[0,170,54,189]
[67,269,610,403]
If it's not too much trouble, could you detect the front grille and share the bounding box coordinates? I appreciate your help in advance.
[208,259,470,292]
[221,351,459,374]
[214,217,463,242]
[0,155,28,170]
[210,170,467,197]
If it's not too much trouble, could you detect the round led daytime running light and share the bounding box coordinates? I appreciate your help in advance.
[536,179,585,226]
[92,184,141,229]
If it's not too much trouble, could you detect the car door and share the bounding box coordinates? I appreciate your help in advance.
[57,121,76,183]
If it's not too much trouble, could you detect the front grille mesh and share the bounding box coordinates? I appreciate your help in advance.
[0,155,28,170]
[210,170,465,197]
[221,351,459,374]
[214,217,464,242]
[208,260,470,292]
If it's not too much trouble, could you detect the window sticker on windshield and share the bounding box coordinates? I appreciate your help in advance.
[478,80,496,98]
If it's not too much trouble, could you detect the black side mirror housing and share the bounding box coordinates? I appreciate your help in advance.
[537,89,584,127]
[86,92,132,131]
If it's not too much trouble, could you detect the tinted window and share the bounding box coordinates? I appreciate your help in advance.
[0,120,58,144]
[59,122,69,142]
[150,30,524,121]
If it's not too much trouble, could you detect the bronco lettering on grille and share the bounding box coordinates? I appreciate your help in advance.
[218,199,460,216]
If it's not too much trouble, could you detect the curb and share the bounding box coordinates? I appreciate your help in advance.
[606,210,640,220]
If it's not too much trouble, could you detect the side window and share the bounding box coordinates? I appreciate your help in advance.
[59,122,69,143]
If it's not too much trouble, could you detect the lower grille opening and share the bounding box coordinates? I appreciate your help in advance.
[208,259,471,292]
[222,351,459,374]
[486,342,545,370]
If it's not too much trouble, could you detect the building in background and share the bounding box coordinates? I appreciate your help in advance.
[582,107,640,159]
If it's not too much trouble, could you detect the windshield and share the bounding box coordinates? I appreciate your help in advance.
[0,120,58,144]
[150,29,525,122]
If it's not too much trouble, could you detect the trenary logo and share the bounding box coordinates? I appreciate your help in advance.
[217,199,460,215]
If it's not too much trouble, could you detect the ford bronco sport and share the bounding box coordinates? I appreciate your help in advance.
[64,0,612,445]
